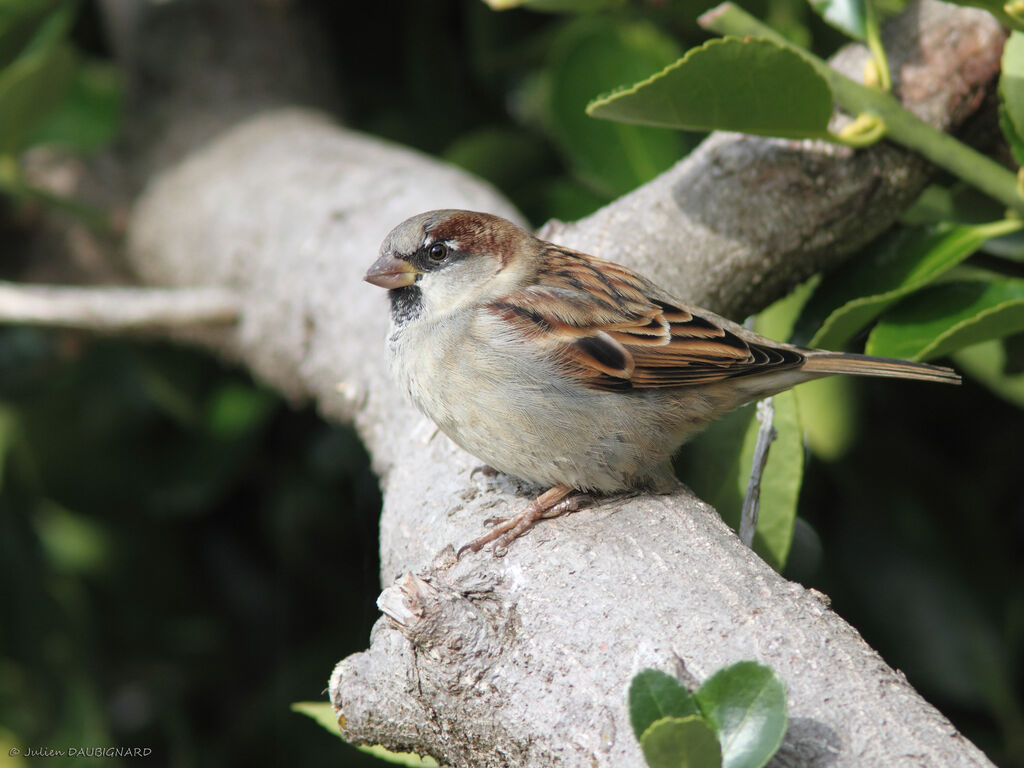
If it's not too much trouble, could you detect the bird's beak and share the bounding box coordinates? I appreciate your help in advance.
[364,253,418,289]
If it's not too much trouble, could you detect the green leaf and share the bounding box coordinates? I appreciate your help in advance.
[1003,331,1024,373]
[865,279,1024,361]
[533,177,608,221]
[205,383,277,439]
[443,127,547,191]
[1000,32,1024,165]
[630,669,700,740]
[640,716,722,768]
[794,220,1022,350]
[753,278,859,461]
[0,0,67,69]
[695,662,788,768]
[681,389,802,571]
[808,0,867,40]
[34,500,111,575]
[900,184,1008,227]
[27,58,123,153]
[793,376,858,460]
[291,701,341,734]
[586,37,833,139]
[547,17,688,196]
[953,339,1024,408]
[291,703,444,766]
[999,106,1024,169]
[356,745,443,767]
[0,3,77,154]
[742,391,802,570]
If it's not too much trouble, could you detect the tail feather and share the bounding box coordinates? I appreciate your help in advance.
[801,352,961,385]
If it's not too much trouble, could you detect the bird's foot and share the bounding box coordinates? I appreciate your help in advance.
[457,484,590,557]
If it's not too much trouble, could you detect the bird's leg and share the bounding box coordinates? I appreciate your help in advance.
[458,484,589,557]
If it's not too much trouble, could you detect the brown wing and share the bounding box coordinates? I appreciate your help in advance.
[489,246,805,392]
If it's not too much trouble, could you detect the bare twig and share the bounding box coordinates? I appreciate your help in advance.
[0,282,241,331]
[739,397,778,547]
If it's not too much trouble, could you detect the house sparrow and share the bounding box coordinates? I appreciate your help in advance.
[365,210,960,555]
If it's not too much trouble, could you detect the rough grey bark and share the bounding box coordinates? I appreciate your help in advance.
[14,1,1005,766]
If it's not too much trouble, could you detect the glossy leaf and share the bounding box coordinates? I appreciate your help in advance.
[794,220,1021,350]
[630,669,700,740]
[866,279,1024,361]
[547,17,687,197]
[640,716,722,768]
[695,662,788,768]
[292,702,443,766]
[808,0,867,39]
[587,37,833,139]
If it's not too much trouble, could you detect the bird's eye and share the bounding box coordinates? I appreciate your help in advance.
[428,243,448,262]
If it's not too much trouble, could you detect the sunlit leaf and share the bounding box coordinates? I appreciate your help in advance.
[694,662,788,768]
[794,220,1021,350]
[292,703,444,766]
[808,0,867,39]
[640,716,722,768]
[630,669,700,740]
[866,279,1024,361]
[587,37,833,139]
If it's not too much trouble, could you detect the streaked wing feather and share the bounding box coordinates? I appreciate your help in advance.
[489,246,805,391]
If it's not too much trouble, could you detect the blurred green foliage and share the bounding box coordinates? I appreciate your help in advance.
[0,0,121,223]
[2,0,1023,767]
[0,330,385,768]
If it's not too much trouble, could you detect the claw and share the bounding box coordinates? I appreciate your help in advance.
[457,484,591,557]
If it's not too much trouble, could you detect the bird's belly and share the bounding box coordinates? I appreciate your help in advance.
[391,327,683,492]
